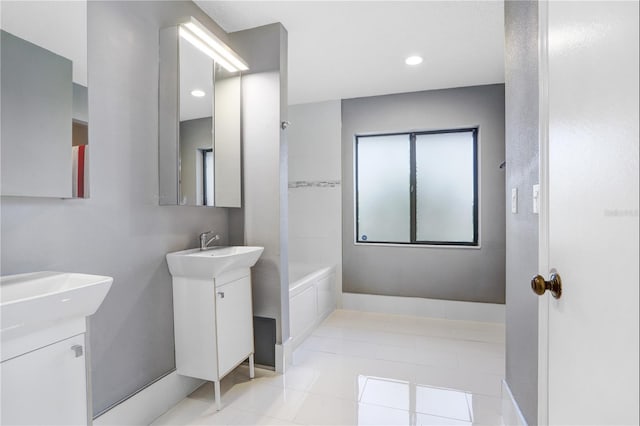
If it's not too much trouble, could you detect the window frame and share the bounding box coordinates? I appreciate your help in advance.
[201,148,213,206]
[354,128,479,247]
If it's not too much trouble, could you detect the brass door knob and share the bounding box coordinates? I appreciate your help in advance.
[531,273,562,299]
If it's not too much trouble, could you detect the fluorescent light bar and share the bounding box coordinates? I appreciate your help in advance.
[179,26,237,72]
[179,17,249,73]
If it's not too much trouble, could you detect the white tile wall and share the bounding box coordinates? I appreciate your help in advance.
[287,100,342,301]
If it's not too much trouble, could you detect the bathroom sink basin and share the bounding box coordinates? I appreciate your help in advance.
[166,246,264,279]
[0,271,113,336]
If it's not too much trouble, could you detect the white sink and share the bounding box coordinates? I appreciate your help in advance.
[166,246,264,279]
[0,271,113,336]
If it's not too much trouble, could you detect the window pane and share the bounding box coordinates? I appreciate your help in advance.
[415,131,475,243]
[356,134,410,243]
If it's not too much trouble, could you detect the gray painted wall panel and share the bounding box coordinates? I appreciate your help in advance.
[342,85,506,304]
[504,1,540,424]
[1,1,231,415]
[73,83,89,123]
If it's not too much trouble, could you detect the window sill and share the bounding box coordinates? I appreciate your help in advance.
[353,242,481,250]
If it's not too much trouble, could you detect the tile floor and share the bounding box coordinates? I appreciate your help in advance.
[151,310,505,425]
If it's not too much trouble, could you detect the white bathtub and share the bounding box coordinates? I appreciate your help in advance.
[289,263,336,348]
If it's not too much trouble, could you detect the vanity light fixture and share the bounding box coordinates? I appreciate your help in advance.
[179,17,249,73]
[191,89,206,98]
[405,55,423,66]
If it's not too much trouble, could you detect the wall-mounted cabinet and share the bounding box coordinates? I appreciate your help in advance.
[0,1,89,199]
[158,19,245,208]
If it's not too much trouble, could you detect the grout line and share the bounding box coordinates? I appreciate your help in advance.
[288,180,341,188]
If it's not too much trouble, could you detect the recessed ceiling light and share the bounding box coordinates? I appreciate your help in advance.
[405,55,423,66]
[191,89,206,97]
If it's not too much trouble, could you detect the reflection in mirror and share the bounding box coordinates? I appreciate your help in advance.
[178,35,214,206]
[0,1,88,199]
[159,18,245,208]
[213,67,241,208]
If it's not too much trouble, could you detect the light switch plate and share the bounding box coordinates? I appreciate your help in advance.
[511,188,518,214]
[533,184,540,214]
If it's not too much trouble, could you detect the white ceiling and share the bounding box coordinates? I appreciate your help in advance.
[194,1,505,105]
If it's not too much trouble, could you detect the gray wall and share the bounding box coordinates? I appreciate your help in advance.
[342,84,506,304]
[73,83,88,123]
[0,1,232,416]
[504,1,539,424]
[229,24,290,346]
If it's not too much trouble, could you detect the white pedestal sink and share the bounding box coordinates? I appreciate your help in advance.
[166,246,263,411]
[0,271,113,425]
[166,246,263,279]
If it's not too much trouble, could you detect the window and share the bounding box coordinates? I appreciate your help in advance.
[355,128,478,246]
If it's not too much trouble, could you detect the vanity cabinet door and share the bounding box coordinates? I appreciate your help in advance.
[215,275,253,376]
[0,334,87,425]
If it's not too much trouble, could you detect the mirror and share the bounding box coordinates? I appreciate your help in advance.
[159,19,243,208]
[0,1,88,199]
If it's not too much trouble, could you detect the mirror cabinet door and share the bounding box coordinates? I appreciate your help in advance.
[0,2,89,199]
[178,34,214,206]
[213,67,241,208]
[158,25,242,208]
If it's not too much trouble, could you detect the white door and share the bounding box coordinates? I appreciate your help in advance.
[538,1,639,425]
[216,275,254,376]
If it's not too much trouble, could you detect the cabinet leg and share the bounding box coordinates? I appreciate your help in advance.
[249,353,255,379]
[214,381,221,411]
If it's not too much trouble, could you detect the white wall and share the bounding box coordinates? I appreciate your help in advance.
[229,24,290,347]
[288,100,342,302]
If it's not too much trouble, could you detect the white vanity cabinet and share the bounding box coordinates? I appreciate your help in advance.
[0,272,112,425]
[1,334,88,425]
[171,267,255,410]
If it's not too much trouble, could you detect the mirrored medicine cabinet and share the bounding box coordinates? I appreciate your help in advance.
[158,18,245,208]
[0,2,89,199]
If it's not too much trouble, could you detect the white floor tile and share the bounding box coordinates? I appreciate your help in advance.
[416,412,472,426]
[258,365,321,392]
[357,403,413,425]
[359,376,411,411]
[223,381,309,422]
[152,309,505,426]
[292,393,358,425]
[415,385,471,421]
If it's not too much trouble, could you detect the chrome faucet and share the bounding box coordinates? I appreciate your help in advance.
[199,231,221,250]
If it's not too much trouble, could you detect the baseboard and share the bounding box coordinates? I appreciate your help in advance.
[501,380,528,426]
[342,292,505,323]
[93,371,204,426]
